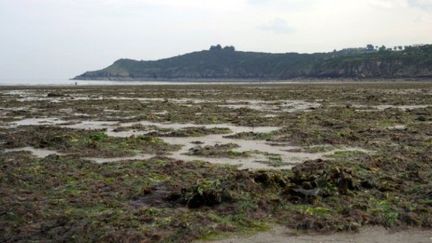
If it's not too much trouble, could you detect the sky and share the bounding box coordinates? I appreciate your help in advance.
[0,0,431,80]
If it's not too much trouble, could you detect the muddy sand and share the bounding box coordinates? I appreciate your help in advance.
[211,226,432,243]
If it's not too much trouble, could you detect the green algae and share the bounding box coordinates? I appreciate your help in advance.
[1,82,432,242]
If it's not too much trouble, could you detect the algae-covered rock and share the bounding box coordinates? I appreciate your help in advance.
[253,171,288,188]
[186,143,248,158]
[179,179,234,208]
[285,159,358,203]
[47,92,66,98]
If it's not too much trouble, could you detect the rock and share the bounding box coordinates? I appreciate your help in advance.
[416,116,427,122]
[179,179,234,208]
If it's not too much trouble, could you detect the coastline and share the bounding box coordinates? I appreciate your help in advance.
[2,79,432,88]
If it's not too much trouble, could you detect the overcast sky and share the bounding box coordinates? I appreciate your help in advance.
[0,0,431,80]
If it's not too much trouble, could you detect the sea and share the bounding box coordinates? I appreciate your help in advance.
[0,78,346,86]
[0,78,221,86]
[0,78,294,86]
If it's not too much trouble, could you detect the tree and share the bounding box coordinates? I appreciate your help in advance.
[366,44,375,51]
[378,45,387,52]
[210,45,222,51]
[223,46,235,51]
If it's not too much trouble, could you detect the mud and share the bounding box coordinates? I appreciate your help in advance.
[210,226,432,243]
[3,147,61,158]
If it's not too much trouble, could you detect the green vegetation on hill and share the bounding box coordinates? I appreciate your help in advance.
[74,44,432,80]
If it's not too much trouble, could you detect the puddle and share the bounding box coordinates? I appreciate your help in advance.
[5,91,322,114]
[154,110,169,115]
[85,154,155,164]
[11,118,71,127]
[375,105,431,110]
[12,95,211,103]
[0,106,30,111]
[388,125,407,130]
[219,100,321,113]
[2,90,36,96]
[3,147,61,158]
[5,116,372,169]
[63,120,119,131]
[2,146,154,164]
[120,121,278,134]
[352,104,431,111]
[8,116,278,136]
[160,136,369,170]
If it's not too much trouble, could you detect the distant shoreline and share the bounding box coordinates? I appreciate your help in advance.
[71,77,432,82]
[1,79,432,88]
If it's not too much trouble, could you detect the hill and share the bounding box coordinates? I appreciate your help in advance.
[74,44,432,81]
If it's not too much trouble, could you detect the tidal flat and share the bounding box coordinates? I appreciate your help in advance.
[1,82,432,242]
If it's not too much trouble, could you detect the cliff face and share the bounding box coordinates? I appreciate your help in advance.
[74,45,432,80]
[312,51,432,78]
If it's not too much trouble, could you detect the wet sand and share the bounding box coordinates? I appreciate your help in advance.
[210,226,432,243]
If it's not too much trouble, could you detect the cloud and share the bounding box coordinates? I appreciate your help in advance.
[89,0,245,11]
[368,0,432,9]
[368,0,407,8]
[259,18,294,34]
[407,0,432,9]
[247,0,320,10]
